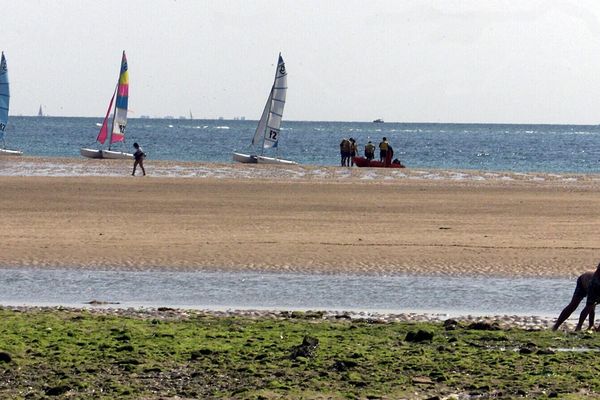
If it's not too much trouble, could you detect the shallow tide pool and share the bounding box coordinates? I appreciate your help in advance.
[0,267,576,318]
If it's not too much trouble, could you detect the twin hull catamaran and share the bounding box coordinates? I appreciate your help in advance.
[232,53,296,165]
[80,51,133,160]
[0,52,23,156]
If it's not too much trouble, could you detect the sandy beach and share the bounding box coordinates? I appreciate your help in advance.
[2,158,600,277]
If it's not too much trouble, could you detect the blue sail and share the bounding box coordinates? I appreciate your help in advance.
[0,52,9,141]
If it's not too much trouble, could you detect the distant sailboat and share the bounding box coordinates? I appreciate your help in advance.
[232,53,296,165]
[37,105,44,117]
[80,51,133,159]
[0,52,23,156]
[189,109,193,120]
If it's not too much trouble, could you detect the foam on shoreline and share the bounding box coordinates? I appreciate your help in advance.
[1,156,599,185]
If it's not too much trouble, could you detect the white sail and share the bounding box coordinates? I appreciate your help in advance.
[0,52,9,139]
[233,53,294,165]
[252,91,272,146]
[254,54,287,149]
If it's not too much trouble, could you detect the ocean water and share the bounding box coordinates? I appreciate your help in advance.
[3,116,600,174]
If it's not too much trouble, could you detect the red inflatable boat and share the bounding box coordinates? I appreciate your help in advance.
[352,156,405,168]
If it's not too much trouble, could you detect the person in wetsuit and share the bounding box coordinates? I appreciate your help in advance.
[552,270,595,331]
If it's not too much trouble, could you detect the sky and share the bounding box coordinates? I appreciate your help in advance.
[3,0,600,124]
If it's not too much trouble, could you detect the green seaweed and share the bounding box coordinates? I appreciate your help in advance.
[1,308,600,399]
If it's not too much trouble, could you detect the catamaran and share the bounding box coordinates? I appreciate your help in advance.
[233,53,296,165]
[81,51,133,159]
[0,52,23,156]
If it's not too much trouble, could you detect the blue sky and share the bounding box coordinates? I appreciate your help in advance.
[3,0,600,123]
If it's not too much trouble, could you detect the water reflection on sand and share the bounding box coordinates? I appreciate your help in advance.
[0,267,574,319]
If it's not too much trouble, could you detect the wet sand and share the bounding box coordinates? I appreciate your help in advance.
[2,159,600,277]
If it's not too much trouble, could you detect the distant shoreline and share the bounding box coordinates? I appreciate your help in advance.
[8,114,600,126]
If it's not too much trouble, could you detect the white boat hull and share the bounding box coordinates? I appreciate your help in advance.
[80,148,103,158]
[80,148,134,160]
[232,152,257,163]
[256,155,297,165]
[0,148,23,156]
[102,150,134,160]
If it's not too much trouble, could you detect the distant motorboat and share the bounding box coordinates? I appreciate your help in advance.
[373,118,384,123]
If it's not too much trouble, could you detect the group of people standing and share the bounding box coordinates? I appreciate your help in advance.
[339,137,358,167]
[339,136,395,166]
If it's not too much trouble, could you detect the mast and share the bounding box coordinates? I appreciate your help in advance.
[107,85,118,149]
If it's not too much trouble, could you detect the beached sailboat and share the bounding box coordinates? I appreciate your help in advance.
[232,53,296,165]
[80,51,133,159]
[0,52,23,156]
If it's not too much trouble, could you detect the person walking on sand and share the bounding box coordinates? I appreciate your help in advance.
[552,270,595,331]
[132,142,146,176]
[379,137,389,162]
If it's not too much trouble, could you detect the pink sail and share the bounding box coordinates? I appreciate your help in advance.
[96,87,116,144]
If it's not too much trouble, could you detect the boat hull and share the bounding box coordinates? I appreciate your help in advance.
[256,155,297,165]
[0,148,23,156]
[353,156,405,168]
[80,148,103,159]
[102,150,134,160]
[232,152,258,163]
[80,148,134,160]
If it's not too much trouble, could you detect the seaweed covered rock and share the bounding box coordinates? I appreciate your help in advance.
[405,329,434,343]
[289,336,319,359]
[467,321,501,331]
[0,352,11,363]
[443,319,459,331]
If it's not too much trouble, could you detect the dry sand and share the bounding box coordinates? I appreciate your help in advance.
[2,162,600,277]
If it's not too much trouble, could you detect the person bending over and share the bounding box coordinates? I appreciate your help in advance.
[552,271,595,331]
[574,263,600,331]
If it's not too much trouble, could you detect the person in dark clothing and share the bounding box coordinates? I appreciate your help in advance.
[132,142,146,176]
[378,137,388,162]
[573,263,600,331]
[552,271,595,331]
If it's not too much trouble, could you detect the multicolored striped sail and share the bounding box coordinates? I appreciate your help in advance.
[109,51,129,146]
[0,52,9,141]
[252,53,287,149]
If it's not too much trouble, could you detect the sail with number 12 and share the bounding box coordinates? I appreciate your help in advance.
[233,53,296,165]
[81,51,133,159]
